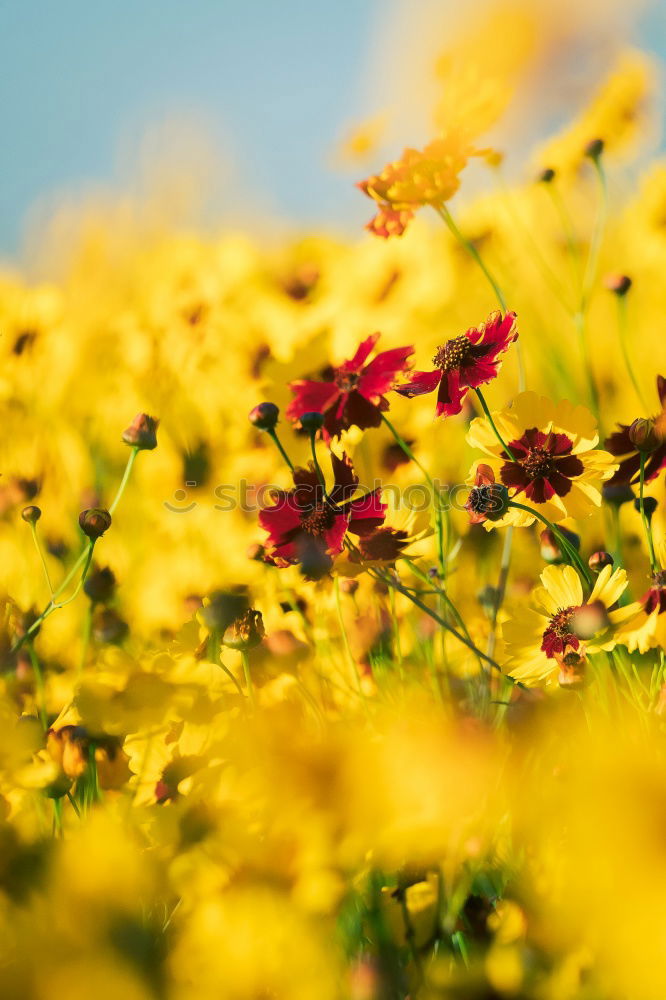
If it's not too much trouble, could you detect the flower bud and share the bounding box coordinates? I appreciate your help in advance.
[584,138,604,160]
[79,508,112,540]
[83,565,117,603]
[604,273,632,297]
[21,505,41,524]
[540,527,580,564]
[340,578,359,596]
[588,550,614,574]
[477,585,499,619]
[92,607,129,644]
[222,608,265,651]
[571,600,609,641]
[629,417,658,452]
[122,413,159,450]
[299,411,325,433]
[248,402,279,431]
[603,483,635,507]
[198,590,249,632]
[634,496,658,519]
[537,167,556,183]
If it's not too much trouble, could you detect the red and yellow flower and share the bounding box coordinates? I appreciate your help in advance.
[467,393,618,525]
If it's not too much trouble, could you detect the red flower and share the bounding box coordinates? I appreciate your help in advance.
[605,375,666,484]
[499,429,584,504]
[286,333,413,440]
[259,454,386,570]
[396,312,517,417]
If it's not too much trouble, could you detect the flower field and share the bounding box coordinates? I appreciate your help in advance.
[1,11,666,999]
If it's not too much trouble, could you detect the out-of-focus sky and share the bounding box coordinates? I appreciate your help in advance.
[0,0,664,255]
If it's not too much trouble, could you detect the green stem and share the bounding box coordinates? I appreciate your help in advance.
[616,294,647,411]
[582,159,608,309]
[434,202,525,390]
[240,650,256,710]
[11,448,141,654]
[487,525,514,659]
[27,641,48,730]
[474,388,518,461]
[639,453,658,572]
[109,446,139,515]
[53,542,95,609]
[267,428,294,471]
[308,431,327,490]
[380,413,449,580]
[508,501,592,586]
[30,523,55,597]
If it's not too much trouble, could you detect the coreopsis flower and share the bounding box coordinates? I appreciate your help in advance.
[605,375,666,484]
[502,564,640,685]
[259,453,386,570]
[618,565,666,654]
[397,312,518,417]
[467,393,618,525]
[357,130,480,238]
[286,333,413,440]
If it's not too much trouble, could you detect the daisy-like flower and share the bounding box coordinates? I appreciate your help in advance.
[502,564,640,685]
[357,130,481,239]
[605,375,666,484]
[396,312,517,417]
[259,453,386,571]
[286,333,413,441]
[617,555,666,654]
[467,392,618,525]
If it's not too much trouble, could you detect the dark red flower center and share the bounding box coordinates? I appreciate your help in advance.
[521,446,555,481]
[432,336,473,373]
[541,605,580,658]
[335,370,361,392]
[300,502,336,536]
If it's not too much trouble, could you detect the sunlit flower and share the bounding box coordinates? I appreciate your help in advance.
[502,564,640,685]
[397,311,517,417]
[259,453,386,569]
[467,392,617,525]
[286,333,413,440]
[605,375,666,484]
[357,130,481,238]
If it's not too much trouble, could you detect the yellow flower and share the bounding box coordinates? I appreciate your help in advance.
[502,564,640,685]
[467,392,617,526]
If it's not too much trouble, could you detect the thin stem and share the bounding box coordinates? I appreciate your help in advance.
[582,159,608,309]
[474,388,518,461]
[27,641,48,730]
[240,650,256,710]
[508,501,593,587]
[308,432,327,490]
[546,184,583,295]
[53,542,95,609]
[30,523,55,597]
[208,630,245,698]
[380,413,449,580]
[487,525,514,660]
[434,202,526,391]
[334,575,365,698]
[77,602,94,679]
[11,448,141,654]
[109,446,139,515]
[616,293,647,411]
[639,453,658,572]
[267,428,294,471]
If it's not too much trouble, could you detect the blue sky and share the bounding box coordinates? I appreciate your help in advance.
[0,0,664,256]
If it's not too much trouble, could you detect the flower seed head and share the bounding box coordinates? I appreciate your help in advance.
[634,496,658,519]
[222,608,265,651]
[584,138,605,160]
